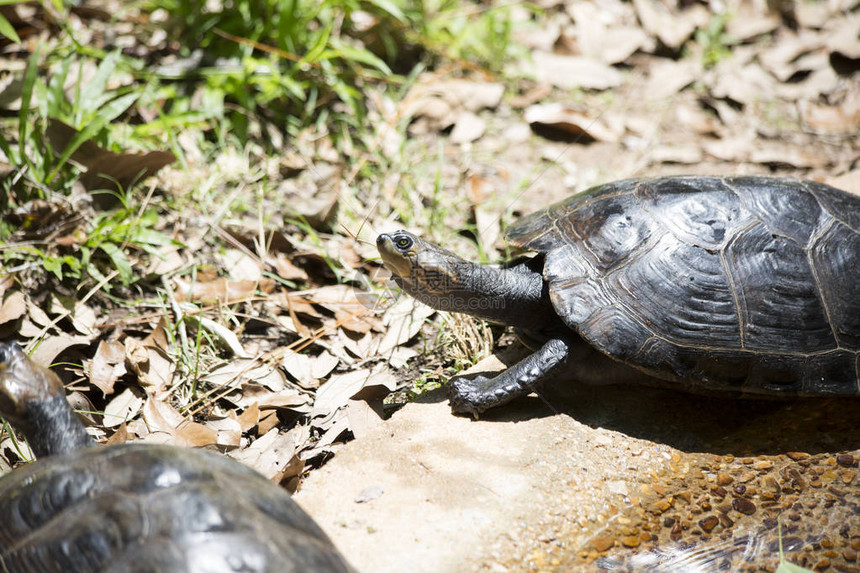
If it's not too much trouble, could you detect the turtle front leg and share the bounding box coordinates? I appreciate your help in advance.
[449,337,572,417]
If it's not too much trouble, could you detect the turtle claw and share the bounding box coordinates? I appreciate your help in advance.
[447,375,489,418]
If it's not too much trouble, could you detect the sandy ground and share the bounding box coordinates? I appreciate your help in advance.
[296,350,860,572]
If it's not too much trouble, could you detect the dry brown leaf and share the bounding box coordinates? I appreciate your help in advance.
[235,402,261,432]
[524,103,621,143]
[311,370,376,419]
[0,291,26,325]
[710,62,776,105]
[749,142,832,169]
[229,426,306,483]
[775,67,840,101]
[568,3,652,64]
[66,390,98,426]
[674,104,721,136]
[87,339,127,395]
[531,52,623,90]
[300,284,379,334]
[406,79,504,124]
[345,399,384,439]
[278,292,323,319]
[102,387,144,428]
[644,60,699,101]
[633,0,705,50]
[725,4,781,42]
[221,249,264,282]
[26,298,52,328]
[509,83,553,109]
[302,410,350,461]
[222,380,310,413]
[125,338,173,393]
[702,136,754,162]
[648,145,703,165]
[175,420,220,448]
[277,167,342,231]
[282,349,339,389]
[173,276,273,304]
[146,244,185,276]
[204,415,243,447]
[799,93,860,135]
[760,32,825,82]
[377,297,435,355]
[203,358,289,392]
[48,295,97,336]
[45,119,175,194]
[270,252,309,282]
[142,397,218,447]
[344,370,396,439]
[337,329,377,359]
[826,15,860,59]
[450,112,486,144]
[258,410,280,435]
[29,333,94,367]
[105,423,128,446]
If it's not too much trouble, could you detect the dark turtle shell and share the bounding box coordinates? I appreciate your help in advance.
[0,443,351,573]
[506,176,860,395]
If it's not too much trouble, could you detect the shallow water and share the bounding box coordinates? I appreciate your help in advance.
[538,380,860,572]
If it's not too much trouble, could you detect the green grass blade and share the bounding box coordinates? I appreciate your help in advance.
[47,91,140,184]
[17,43,41,165]
[365,0,406,22]
[77,50,120,123]
[97,242,133,284]
[0,13,20,43]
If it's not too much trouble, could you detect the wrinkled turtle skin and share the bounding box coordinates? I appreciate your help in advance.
[378,176,860,416]
[0,342,354,573]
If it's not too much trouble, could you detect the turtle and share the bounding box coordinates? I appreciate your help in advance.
[0,342,354,573]
[376,175,860,417]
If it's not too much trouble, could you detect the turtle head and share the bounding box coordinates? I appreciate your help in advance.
[377,230,554,326]
[0,342,65,429]
[376,231,467,298]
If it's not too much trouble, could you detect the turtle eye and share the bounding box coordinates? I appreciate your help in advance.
[395,236,413,250]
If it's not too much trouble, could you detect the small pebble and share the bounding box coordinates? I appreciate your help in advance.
[753,460,773,471]
[787,452,810,461]
[592,537,614,552]
[732,498,757,515]
[354,485,384,503]
[843,548,857,562]
[649,499,672,514]
[699,515,719,533]
[836,454,855,467]
[621,535,640,548]
[716,473,734,486]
